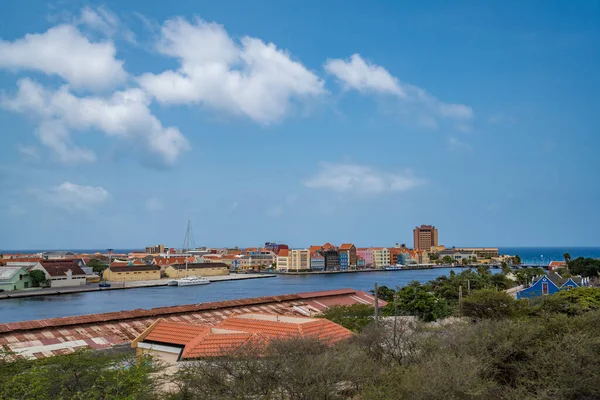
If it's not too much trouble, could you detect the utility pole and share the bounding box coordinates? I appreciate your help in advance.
[459,285,463,318]
[374,283,379,327]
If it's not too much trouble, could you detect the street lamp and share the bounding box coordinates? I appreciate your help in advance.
[107,248,113,267]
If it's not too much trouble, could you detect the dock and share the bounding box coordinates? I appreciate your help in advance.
[0,273,276,299]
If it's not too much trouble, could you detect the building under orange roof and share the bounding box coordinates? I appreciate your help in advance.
[132,313,352,362]
[154,256,195,266]
[339,243,354,250]
[278,249,289,257]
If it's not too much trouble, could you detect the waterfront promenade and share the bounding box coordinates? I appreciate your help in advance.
[0,273,275,300]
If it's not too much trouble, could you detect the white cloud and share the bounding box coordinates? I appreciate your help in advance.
[48,182,109,211]
[448,136,472,151]
[145,197,164,211]
[138,17,325,123]
[0,24,126,91]
[324,54,404,96]
[305,162,425,194]
[17,144,40,160]
[324,54,473,125]
[78,6,136,44]
[2,78,189,165]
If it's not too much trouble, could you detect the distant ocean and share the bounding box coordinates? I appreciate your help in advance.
[2,247,599,264]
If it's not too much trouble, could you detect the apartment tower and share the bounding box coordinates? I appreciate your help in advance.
[413,225,438,251]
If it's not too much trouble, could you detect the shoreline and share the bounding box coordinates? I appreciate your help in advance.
[0,273,276,300]
[271,265,470,275]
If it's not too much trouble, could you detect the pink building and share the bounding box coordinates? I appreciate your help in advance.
[356,248,374,268]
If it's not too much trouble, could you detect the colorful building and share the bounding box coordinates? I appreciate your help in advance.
[289,249,310,271]
[0,267,34,291]
[356,248,374,268]
[338,244,357,270]
[517,273,590,299]
[276,249,290,271]
[371,248,390,269]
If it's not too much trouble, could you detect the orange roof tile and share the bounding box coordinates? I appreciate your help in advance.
[278,249,289,257]
[136,313,352,359]
[145,321,210,346]
[339,243,354,250]
[309,245,322,253]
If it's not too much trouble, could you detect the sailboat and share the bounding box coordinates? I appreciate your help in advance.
[167,220,211,287]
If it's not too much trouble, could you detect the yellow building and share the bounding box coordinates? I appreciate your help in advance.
[371,248,390,269]
[276,249,289,271]
[102,265,161,281]
[164,263,229,278]
[288,249,310,271]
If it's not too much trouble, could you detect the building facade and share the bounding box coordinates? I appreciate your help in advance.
[338,244,357,270]
[0,267,34,291]
[276,249,290,271]
[289,249,310,271]
[103,265,161,281]
[33,260,87,287]
[165,263,229,278]
[413,225,439,251]
[371,248,390,269]
[356,249,374,268]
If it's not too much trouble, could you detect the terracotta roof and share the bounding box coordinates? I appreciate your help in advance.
[0,257,43,263]
[549,261,567,267]
[145,320,210,346]
[154,257,195,266]
[108,265,161,273]
[182,331,265,359]
[278,249,289,257]
[309,245,322,253]
[322,243,334,250]
[170,263,229,270]
[0,289,382,359]
[111,260,146,267]
[39,260,87,277]
[137,313,352,359]
[339,243,354,250]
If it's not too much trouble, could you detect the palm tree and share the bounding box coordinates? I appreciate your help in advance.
[501,261,510,275]
[461,258,469,267]
[513,254,521,266]
[563,252,571,264]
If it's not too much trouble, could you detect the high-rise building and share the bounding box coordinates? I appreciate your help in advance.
[413,225,438,251]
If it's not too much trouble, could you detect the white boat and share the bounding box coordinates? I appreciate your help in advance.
[386,265,405,271]
[167,220,211,287]
[168,276,210,286]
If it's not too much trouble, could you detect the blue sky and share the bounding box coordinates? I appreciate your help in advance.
[1,1,599,250]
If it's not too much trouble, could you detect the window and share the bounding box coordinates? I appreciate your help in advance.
[542,282,549,295]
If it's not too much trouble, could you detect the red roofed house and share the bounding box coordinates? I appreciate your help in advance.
[548,261,567,273]
[276,249,289,271]
[32,260,87,288]
[338,244,357,270]
[132,313,353,363]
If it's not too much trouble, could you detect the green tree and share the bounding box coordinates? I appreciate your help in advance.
[513,254,522,266]
[386,282,452,322]
[441,255,454,265]
[87,259,108,275]
[371,285,395,302]
[28,270,47,288]
[461,258,469,267]
[563,252,571,264]
[462,290,518,320]
[320,304,375,332]
[568,257,600,278]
